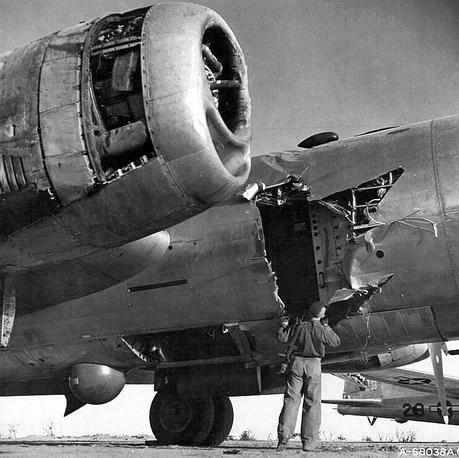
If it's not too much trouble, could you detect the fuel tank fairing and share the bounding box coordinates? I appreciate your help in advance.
[0,2,250,272]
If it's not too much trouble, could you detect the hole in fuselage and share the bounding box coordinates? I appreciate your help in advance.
[257,200,319,319]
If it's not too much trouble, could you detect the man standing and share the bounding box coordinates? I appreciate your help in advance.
[277,301,341,452]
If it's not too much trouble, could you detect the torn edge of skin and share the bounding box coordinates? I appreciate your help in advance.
[329,273,393,305]
[328,273,394,349]
[268,259,286,315]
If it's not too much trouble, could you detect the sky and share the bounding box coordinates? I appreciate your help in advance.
[1,0,459,442]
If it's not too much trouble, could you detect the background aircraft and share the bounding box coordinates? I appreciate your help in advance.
[324,364,459,426]
[2,0,459,443]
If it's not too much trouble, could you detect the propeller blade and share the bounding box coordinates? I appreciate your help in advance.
[429,342,449,424]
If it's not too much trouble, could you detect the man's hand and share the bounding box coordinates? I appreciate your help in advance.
[279,362,288,374]
[280,316,290,328]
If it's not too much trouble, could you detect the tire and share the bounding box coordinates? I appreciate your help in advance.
[141,3,251,204]
[149,391,215,445]
[201,396,234,446]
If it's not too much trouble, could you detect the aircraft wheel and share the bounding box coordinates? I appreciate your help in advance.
[149,391,215,445]
[201,396,234,446]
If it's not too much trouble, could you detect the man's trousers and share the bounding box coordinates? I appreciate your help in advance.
[277,356,321,445]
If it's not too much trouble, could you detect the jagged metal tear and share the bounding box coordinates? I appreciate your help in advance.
[329,273,393,305]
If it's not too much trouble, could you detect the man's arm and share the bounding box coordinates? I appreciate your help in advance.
[277,316,292,343]
[277,326,290,344]
[321,324,341,347]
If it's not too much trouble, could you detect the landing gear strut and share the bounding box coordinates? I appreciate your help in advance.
[149,391,234,446]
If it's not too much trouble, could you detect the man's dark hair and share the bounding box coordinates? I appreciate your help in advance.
[307,301,325,319]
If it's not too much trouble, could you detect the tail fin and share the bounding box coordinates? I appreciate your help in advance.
[340,373,383,399]
[341,372,417,400]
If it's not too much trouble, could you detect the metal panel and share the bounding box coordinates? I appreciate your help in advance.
[0,157,199,270]
[309,203,347,305]
[40,58,80,111]
[39,24,94,205]
[40,104,85,157]
[13,232,170,312]
[335,306,442,352]
[432,115,459,291]
[432,115,459,212]
[44,22,92,61]
[44,153,92,198]
[6,202,281,345]
[0,37,51,188]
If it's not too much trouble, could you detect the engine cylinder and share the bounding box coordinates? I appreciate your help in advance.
[68,363,125,405]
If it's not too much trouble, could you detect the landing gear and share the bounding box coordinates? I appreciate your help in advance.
[149,391,234,446]
[149,391,214,445]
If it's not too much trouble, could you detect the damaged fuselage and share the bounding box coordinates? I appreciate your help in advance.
[2,1,459,444]
[4,115,459,399]
[250,115,459,348]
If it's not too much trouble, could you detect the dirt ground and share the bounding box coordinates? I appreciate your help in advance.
[0,440,457,457]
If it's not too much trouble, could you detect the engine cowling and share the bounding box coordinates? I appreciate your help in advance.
[0,2,250,271]
[69,363,125,404]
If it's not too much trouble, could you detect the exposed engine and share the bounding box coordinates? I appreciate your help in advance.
[0,3,251,271]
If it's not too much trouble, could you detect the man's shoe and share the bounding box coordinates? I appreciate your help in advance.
[302,443,316,452]
[276,440,288,452]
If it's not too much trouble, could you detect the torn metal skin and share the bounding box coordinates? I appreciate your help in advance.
[247,152,397,330]
[246,121,453,356]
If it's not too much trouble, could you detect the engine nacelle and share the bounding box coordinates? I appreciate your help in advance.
[0,2,250,271]
[69,363,125,404]
[375,343,429,369]
[325,344,429,372]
